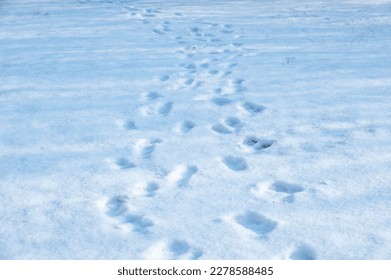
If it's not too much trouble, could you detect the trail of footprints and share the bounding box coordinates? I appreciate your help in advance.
[96,1,314,259]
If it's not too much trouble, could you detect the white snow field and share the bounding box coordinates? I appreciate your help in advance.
[0,0,391,260]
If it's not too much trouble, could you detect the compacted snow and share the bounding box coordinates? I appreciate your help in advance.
[0,0,391,259]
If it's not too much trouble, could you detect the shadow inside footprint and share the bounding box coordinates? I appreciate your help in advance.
[222,156,247,171]
[123,120,136,130]
[123,214,153,233]
[180,120,196,133]
[242,101,265,114]
[225,117,242,130]
[169,239,190,257]
[211,123,232,134]
[141,144,155,159]
[115,157,136,169]
[290,245,316,260]
[158,101,173,116]
[146,182,159,197]
[105,196,128,217]
[243,135,274,150]
[270,181,303,194]
[146,91,161,100]
[235,211,277,237]
[177,165,198,187]
[211,97,233,106]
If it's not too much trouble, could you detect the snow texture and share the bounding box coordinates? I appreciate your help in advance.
[0,0,391,259]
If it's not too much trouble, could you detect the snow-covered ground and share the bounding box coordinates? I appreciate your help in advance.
[1,0,391,259]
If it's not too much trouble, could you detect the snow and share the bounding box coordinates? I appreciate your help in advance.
[0,0,390,260]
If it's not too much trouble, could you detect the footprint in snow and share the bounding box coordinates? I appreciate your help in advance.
[224,116,242,130]
[270,181,304,194]
[235,211,278,238]
[121,213,153,233]
[211,123,232,134]
[152,22,171,35]
[222,155,247,171]
[114,157,136,169]
[141,8,160,18]
[220,24,234,34]
[289,244,316,260]
[152,29,164,35]
[105,195,128,217]
[175,120,196,133]
[211,117,242,134]
[211,96,233,106]
[143,239,203,260]
[141,91,161,101]
[241,101,265,114]
[158,101,173,116]
[183,62,197,70]
[137,99,171,117]
[116,119,136,130]
[241,135,274,153]
[251,181,304,203]
[130,181,160,197]
[169,239,203,259]
[104,195,154,233]
[123,120,136,130]
[134,138,162,159]
[167,164,198,187]
[208,69,219,75]
[188,26,203,37]
[160,74,170,81]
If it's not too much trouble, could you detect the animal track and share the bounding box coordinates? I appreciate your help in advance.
[160,74,170,81]
[208,69,219,75]
[105,195,129,217]
[116,119,136,130]
[211,117,242,134]
[270,181,304,194]
[169,239,190,257]
[142,91,161,101]
[211,97,233,106]
[141,8,159,17]
[222,155,247,171]
[251,181,304,203]
[241,101,265,114]
[123,120,136,130]
[231,78,245,92]
[167,164,198,187]
[242,135,274,151]
[122,213,153,233]
[178,120,196,133]
[144,239,203,260]
[145,182,159,196]
[138,101,172,117]
[168,239,203,259]
[131,181,160,197]
[158,101,173,116]
[152,29,164,35]
[115,157,136,169]
[183,63,196,70]
[104,195,153,233]
[289,244,316,260]
[184,78,194,86]
[224,116,242,130]
[220,24,234,34]
[235,211,277,237]
[211,123,232,134]
[135,138,161,159]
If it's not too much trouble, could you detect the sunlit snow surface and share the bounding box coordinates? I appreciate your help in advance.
[0,0,391,259]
